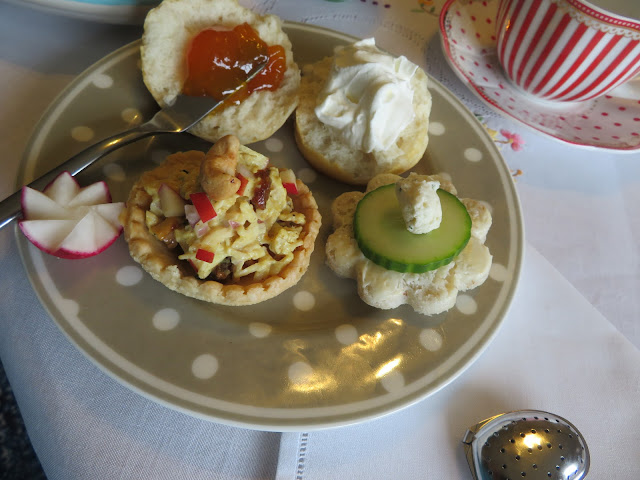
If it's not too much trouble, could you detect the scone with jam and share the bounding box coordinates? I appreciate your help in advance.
[141,0,299,145]
[326,172,492,315]
[120,135,321,305]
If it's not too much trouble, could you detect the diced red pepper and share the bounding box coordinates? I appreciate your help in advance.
[190,192,217,222]
[196,248,215,263]
[283,182,298,195]
[236,173,249,195]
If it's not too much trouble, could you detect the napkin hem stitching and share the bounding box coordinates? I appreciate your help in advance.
[295,432,309,480]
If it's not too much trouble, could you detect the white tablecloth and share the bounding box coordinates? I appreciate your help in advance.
[1,0,639,478]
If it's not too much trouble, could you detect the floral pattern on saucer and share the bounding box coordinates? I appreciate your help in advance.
[439,0,640,151]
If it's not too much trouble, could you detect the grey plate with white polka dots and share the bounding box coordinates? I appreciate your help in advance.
[15,23,524,431]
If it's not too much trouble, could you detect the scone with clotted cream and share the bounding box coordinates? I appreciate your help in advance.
[295,38,432,185]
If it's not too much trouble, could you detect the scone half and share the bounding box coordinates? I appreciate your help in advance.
[141,0,300,145]
[295,56,432,185]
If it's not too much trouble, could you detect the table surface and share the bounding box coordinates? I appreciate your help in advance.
[1,0,639,478]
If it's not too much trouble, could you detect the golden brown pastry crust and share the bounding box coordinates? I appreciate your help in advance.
[120,158,321,306]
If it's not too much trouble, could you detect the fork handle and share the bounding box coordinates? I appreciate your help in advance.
[0,124,159,230]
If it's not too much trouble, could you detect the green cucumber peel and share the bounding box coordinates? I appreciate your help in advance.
[353,184,471,273]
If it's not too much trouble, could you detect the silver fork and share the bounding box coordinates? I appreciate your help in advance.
[0,59,267,230]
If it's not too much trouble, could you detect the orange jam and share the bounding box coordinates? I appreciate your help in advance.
[183,23,286,104]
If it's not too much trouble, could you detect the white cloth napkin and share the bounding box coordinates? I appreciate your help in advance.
[274,246,640,479]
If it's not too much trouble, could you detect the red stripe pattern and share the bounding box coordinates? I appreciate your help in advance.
[496,0,640,102]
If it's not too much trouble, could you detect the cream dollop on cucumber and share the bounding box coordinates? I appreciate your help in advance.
[354,183,471,273]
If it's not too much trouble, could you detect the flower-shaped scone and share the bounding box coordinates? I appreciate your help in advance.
[325,173,492,315]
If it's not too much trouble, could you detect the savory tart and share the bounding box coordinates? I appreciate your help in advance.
[120,135,321,305]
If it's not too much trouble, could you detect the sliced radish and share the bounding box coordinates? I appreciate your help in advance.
[236,163,254,181]
[280,169,298,195]
[43,171,83,205]
[184,204,200,227]
[190,192,216,222]
[194,220,210,238]
[18,171,124,259]
[92,203,124,227]
[67,181,110,208]
[196,248,214,263]
[158,183,186,217]
[21,187,69,220]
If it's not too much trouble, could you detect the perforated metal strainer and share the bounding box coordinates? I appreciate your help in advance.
[462,410,590,480]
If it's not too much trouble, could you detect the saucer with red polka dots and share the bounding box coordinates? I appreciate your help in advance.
[439,0,640,151]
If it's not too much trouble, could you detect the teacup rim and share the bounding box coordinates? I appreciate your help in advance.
[567,0,640,30]
[495,0,640,32]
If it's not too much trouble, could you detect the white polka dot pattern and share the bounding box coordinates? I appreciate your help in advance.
[121,107,142,125]
[490,263,509,282]
[297,168,317,184]
[293,291,315,311]
[115,266,144,286]
[92,74,114,89]
[420,328,443,352]
[249,322,272,338]
[288,361,313,384]
[192,354,219,379]
[103,163,126,182]
[71,126,94,142]
[456,294,478,315]
[335,324,358,345]
[152,308,180,331]
[464,147,483,162]
[428,121,446,135]
[59,298,80,317]
[380,371,405,393]
[18,27,522,429]
[265,137,284,152]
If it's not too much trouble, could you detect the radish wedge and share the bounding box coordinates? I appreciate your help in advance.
[18,171,124,259]
[158,183,186,217]
[280,169,298,195]
[354,184,471,273]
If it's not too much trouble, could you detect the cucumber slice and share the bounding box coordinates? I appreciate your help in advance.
[354,184,471,273]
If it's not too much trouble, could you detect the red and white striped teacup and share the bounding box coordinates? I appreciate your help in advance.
[495,0,640,102]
